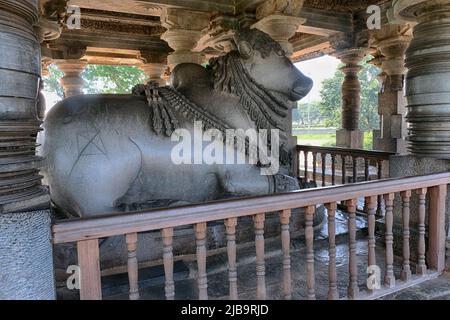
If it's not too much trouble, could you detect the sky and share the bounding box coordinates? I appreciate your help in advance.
[43,55,341,110]
[295,55,341,103]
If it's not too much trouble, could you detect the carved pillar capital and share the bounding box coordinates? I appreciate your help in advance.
[140,63,167,85]
[160,8,210,70]
[54,59,87,97]
[35,17,61,43]
[252,0,305,57]
[197,15,239,56]
[371,24,412,77]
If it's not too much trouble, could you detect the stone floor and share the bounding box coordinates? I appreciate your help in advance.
[57,208,449,300]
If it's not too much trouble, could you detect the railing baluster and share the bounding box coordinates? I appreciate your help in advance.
[377,161,383,217]
[280,209,292,300]
[325,202,339,300]
[312,152,317,184]
[366,196,377,293]
[352,157,357,183]
[366,196,377,267]
[417,188,427,275]
[126,233,140,300]
[296,149,300,178]
[77,239,102,300]
[346,199,359,299]
[224,218,238,300]
[253,213,266,300]
[305,205,316,300]
[383,193,395,288]
[304,151,309,181]
[195,222,208,300]
[161,228,175,300]
[331,154,336,185]
[321,153,326,187]
[341,155,346,185]
[363,160,370,213]
[400,190,412,282]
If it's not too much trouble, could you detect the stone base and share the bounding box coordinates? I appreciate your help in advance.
[0,210,55,300]
[336,129,363,149]
[388,155,450,268]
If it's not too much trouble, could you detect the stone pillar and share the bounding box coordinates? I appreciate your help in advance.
[390,0,450,268]
[335,48,367,149]
[252,0,305,57]
[160,8,210,70]
[140,63,167,85]
[0,0,54,299]
[55,59,87,98]
[371,24,412,154]
[394,0,450,158]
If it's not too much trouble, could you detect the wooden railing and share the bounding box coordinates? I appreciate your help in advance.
[296,145,394,186]
[52,173,450,300]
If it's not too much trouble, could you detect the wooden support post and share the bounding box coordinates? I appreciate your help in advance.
[428,185,447,272]
[77,239,102,300]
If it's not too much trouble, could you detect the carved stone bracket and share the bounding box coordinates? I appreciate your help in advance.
[252,15,306,57]
[160,8,210,69]
[371,24,412,77]
[252,0,306,57]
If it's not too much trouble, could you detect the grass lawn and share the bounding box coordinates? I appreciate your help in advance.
[296,131,374,150]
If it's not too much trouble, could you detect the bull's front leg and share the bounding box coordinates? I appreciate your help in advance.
[218,165,300,197]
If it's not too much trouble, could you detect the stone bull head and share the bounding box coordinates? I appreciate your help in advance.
[233,28,313,101]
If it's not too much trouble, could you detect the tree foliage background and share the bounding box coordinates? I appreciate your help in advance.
[317,56,381,131]
[44,64,146,98]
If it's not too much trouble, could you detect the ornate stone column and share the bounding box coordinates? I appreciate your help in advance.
[393,0,450,158]
[141,63,167,85]
[335,48,368,149]
[54,59,87,98]
[371,24,412,154]
[252,0,305,57]
[0,0,54,299]
[390,0,450,268]
[140,53,168,85]
[160,8,210,70]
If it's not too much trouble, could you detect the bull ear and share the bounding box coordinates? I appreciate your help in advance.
[237,41,253,59]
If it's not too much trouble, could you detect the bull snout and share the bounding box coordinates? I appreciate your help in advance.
[290,76,313,101]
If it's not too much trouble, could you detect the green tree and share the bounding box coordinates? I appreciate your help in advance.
[43,64,146,98]
[318,57,381,131]
[43,64,64,98]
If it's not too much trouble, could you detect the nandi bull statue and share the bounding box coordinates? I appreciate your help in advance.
[41,29,313,217]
